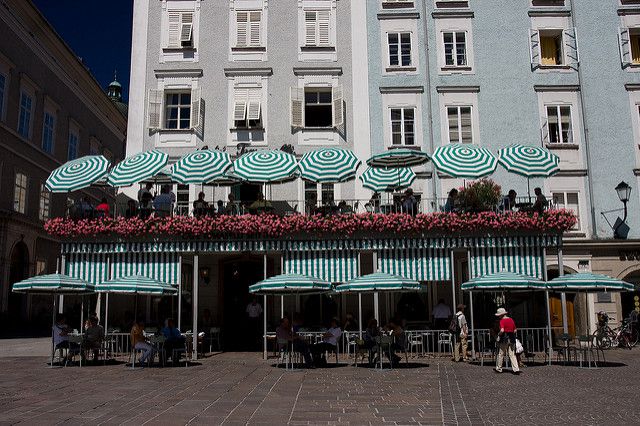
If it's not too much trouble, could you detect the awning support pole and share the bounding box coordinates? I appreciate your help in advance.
[263,253,268,361]
[558,248,569,334]
[192,253,199,361]
[543,248,553,366]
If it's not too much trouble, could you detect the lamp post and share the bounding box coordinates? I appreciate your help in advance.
[614,181,632,239]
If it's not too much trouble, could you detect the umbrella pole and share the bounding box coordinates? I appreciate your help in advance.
[105,293,109,338]
[527,177,532,203]
[80,295,84,332]
[263,254,267,361]
[374,292,379,323]
[545,290,553,366]
[469,290,475,360]
[358,293,363,339]
[50,294,56,367]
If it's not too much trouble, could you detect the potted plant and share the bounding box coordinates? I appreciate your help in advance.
[458,178,502,213]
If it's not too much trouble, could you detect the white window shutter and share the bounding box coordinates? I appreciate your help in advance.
[563,28,579,64]
[148,89,163,130]
[246,88,262,121]
[290,87,305,128]
[190,87,201,129]
[305,11,317,46]
[233,88,249,122]
[180,12,193,44]
[167,11,181,48]
[541,118,549,144]
[249,11,262,47]
[332,85,344,128]
[529,29,540,66]
[318,10,331,46]
[236,12,248,47]
[619,27,632,66]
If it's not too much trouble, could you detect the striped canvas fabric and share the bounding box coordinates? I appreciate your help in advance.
[377,248,451,282]
[65,253,109,285]
[284,250,358,284]
[470,245,543,279]
[110,252,180,285]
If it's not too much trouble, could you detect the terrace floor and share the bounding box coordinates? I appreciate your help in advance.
[1,338,639,425]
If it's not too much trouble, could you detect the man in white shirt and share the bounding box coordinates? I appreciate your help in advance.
[246,297,263,350]
[432,299,452,330]
[312,318,342,366]
[453,304,469,362]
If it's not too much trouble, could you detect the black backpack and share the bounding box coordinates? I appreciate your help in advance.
[448,315,460,334]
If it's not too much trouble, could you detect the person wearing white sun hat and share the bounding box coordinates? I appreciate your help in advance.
[494,308,520,375]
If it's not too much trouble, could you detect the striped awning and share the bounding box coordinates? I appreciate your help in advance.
[111,252,180,285]
[298,148,361,183]
[498,145,560,178]
[108,150,169,187]
[97,275,177,295]
[432,144,497,179]
[470,244,544,279]
[249,274,332,295]
[45,155,110,193]
[461,272,547,291]
[234,150,298,183]
[12,274,94,294]
[171,150,233,184]
[65,253,109,285]
[377,248,451,282]
[284,250,359,283]
[335,273,425,293]
[548,273,635,292]
[366,149,430,168]
[359,167,416,192]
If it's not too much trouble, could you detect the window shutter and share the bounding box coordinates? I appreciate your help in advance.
[167,11,181,48]
[529,29,540,67]
[563,28,579,64]
[332,85,344,128]
[249,11,262,47]
[147,89,163,130]
[233,88,249,122]
[190,87,201,129]
[305,11,317,46]
[180,12,193,44]
[236,11,248,47]
[246,88,262,121]
[619,27,632,66]
[318,10,331,46]
[290,87,305,128]
[541,117,549,144]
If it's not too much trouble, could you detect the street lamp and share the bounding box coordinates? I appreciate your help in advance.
[614,181,632,239]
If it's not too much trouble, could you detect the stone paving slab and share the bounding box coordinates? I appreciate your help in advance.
[0,349,640,425]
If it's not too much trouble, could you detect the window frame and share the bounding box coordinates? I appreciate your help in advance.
[232,86,263,130]
[42,109,56,155]
[38,182,51,221]
[13,172,28,214]
[0,71,7,122]
[446,105,473,144]
[390,107,416,146]
[442,31,468,68]
[17,89,34,140]
[545,104,573,144]
[551,191,581,231]
[67,122,80,160]
[234,10,263,49]
[387,32,413,69]
[164,91,193,130]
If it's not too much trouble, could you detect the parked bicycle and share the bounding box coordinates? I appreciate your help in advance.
[592,312,638,349]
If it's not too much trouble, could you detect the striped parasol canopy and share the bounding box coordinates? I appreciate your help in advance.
[45,155,110,193]
[298,148,361,183]
[548,272,635,292]
[359,167,416,192]
[335,273,425,293]
[107,150,169,187]
[12,274,94,294]
[461,272,547,291]
[209,170,244,186]
[249,274,332,295]
[171,150,233,184]
[96,275,177,296]
[498,145,560,177]
[366,149,430,168]
[233,150,298,183]
[431,144,498,179]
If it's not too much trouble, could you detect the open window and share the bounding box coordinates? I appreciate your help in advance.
[233,87,262,129]
[529,28,579,68]
[619,27,640,67]
[167,10,194,49]
[290,86,343,129]
[147,88,201,131]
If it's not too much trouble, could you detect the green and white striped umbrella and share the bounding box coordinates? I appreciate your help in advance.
[335,273,425,293]
[366,149,430,168]
[461,272,547,291]
[432,144,498,179]
[498,145,560,177]
[107,150,169,187]
[548,272,635,292]
[359,167,416,192]
[249,273,332,295]
[210,170,244,186]
[171,150,233,184]
[97,275,177,296]
[45,155,110,193]
[234,150,298,183]
[298,148,361,183]
[12,274,94,294]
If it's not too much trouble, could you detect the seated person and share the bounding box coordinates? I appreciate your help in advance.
[139,192,153,219]
[153,186,174,217]
[79,196,94,219]
[225,193,239,215]
[193,192,209,217]
[216,200,224,215]
[130,319,156,365]
[384,319,406,366]
[95,198,110,217]
[53,315,79,363]
[343,313,358,333]
[276,317,313,368]
[532,187,548,214]
[83,316,104,361]
[501,190,517,211]
[364,318,381,350]
[311,318,342,366]
[161,318,185,361]
[444,189,459,213]
[249,193,273,213]
[125,199,138,219]
[401,188,418,215]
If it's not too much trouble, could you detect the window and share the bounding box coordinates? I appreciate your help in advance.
[531,0,565,6]
[304,181,334,213]
[36,259,46,275]
[619,28,640,66]
[390,108,415,146]
[176,184,189,215]
[235,11,262,48]
[540,30,564,65]
[388,33,412,67]
[38,183,50,221]
[446,106,472,143]
[304,10,331,47]
[382,0,415,8]
[67,128,79,160]
[0,73,6,120]
[42,111,55,154]
[545,105,573,144]
[13,172,27,214]
[165,92,192,130]
[18,91,33,139]
[167,10,194,49]
[552,192,580,230]
[148,88,201,131]
[435,0,469,8]
[290,86,343,129]
[233,87,262,129]
[529,28,578,67]
[443,32,467,67]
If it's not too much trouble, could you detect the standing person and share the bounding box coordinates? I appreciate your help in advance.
[532,187,547,214]
[246,297,263,350]
[502,190,517,211]
[401,188,417,215]
[432,299,452,330]
[494,308,520,374]
[444,189,458,213]
[130,319,156,366]
[452,304,469,362]
[138,183,154,203]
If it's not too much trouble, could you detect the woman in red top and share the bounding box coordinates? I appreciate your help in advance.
[95,198,110,217]
[494,308,520,374]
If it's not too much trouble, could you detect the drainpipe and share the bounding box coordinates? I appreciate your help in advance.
[421,0,438,205]
[567,0,598,239]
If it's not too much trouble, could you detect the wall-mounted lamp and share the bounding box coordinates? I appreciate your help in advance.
[199,266,211,285]
[614,181,632,239]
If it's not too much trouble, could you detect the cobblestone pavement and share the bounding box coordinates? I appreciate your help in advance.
[1,346,640,425]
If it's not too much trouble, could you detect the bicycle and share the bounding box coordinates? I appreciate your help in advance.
[592,318,636,350]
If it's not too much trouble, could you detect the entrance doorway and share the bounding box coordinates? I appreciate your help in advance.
[548,267,576,336]
[621,270,640,320]
[8,241,29,323]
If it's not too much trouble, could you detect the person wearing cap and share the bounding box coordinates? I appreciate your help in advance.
[494,308,520,374]
[453,304,469,362]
